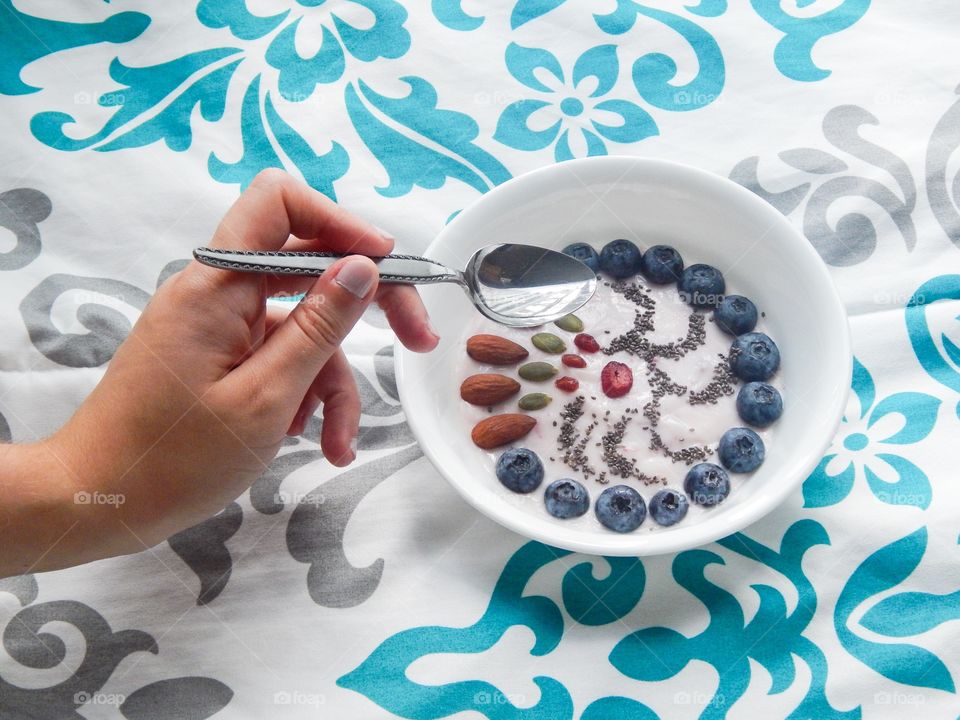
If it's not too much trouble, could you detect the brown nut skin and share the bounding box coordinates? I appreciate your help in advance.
[466,335,529,365]
[471,414,537,449]
[460,374,521,406]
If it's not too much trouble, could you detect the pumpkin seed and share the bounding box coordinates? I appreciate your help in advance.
[518,392,552,411]
[531,332,566,354]
[554,314,584,333]
[518,361,558,381]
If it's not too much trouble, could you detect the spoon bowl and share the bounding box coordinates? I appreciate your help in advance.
[464,244,597,326]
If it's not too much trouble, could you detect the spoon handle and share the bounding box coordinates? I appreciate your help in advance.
[192,248,462,285]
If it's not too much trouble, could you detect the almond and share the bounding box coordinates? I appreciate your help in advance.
[466,334,529,365]
[471,414,536,449]
[460,373,521,406]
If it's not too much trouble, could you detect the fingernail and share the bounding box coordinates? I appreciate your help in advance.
[344,435,358,464]
[427,318,440,340]
[374,225,395,243]
[335,258,376,299]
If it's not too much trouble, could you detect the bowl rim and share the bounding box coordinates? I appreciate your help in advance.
[395,156,851,556]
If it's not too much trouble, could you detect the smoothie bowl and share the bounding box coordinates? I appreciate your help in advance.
[395,157,850,556]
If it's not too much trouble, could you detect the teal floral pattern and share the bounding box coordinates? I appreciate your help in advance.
[835,527,957,693]
[0,0,870,196]
[750,0,872,81]
[906,274,960,416]
[251,0,411,97]
[339,520,934,719]
[495,44,657,161]
[802,358,940,509]
[346,78,511,196]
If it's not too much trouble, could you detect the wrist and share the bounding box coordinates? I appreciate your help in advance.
[0,438,94,576]
[43,420,151,564]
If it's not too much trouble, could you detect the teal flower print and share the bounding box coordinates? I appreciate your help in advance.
[11,0,413,197]
[340,522,854,719]
[196,0,411,98]
[494,43,657,162]
[802,357,940,509]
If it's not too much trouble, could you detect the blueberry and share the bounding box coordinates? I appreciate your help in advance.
[495,448,544,493]
[562,242,600,273]
[718,427,766,472]
[544,478,590,519]
[640,244,684,284]
[648,489,689,526]
[683,463,730,506]
[714,295,758,336]
[599,239,642,279]
[678,264,725,308]
[736,382,783,427]
[729,332,780,381]
[595,485,646,532]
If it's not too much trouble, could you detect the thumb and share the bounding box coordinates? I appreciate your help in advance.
[240,255,379,405]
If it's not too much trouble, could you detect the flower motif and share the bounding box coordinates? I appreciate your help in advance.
[196,0,410,98]
[340,522,852,718]
[494,43,657,162]
[802,358,940,509]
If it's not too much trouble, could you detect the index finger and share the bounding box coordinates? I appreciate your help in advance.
[210,169,392,255]
[184,168,393,286]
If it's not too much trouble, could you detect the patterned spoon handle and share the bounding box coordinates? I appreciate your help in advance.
[192,247,463,284]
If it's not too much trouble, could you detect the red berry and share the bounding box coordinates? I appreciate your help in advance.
[601,361,633,398]
[555,376,579,392]
[562,353,587,368]
[574,333,600,353]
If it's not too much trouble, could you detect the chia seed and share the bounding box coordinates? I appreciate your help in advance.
[689,355,736,405]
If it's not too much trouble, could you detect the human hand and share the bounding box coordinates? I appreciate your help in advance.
[36,169,437,563]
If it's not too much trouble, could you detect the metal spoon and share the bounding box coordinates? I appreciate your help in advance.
[193,244,597,327]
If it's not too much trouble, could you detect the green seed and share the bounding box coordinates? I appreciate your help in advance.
[518,361,558,381]
[532,332,566,354]
[554,314,584,333]
[518,392,552,411]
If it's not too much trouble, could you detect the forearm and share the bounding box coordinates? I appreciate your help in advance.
[0,439,116,577]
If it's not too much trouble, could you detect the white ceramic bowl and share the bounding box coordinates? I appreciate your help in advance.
[396,157,850,556]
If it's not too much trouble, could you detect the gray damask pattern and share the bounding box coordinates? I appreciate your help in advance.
[168,502,243,606]
[0,583,233,718]
[0,188,50,271]
[0,410,11,443]
[19,275,151,367]
[927,83,960,248]
[118,677,233,720]
[286,442,423,609]
[731,104,917,266]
